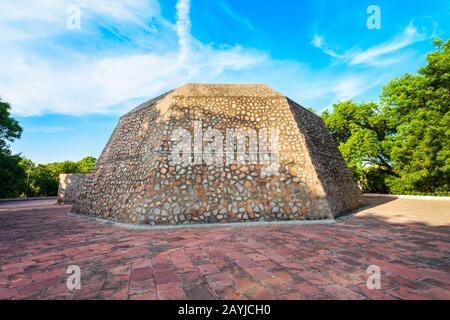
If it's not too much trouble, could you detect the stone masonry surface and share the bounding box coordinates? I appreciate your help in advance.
[58,174,87,204]
[0,197,449,300]
[72,84,363,225]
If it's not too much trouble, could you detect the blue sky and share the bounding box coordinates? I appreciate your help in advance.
[1,0,449,163]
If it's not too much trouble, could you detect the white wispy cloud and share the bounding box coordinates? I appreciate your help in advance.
[311,35,344,59]
[0,0,268,116]
[216,0,254,31]
[349,24,430,65]
[332,76,375,101]
[312,22,432,66]
[176,0,191,64]
[0,1,435,117]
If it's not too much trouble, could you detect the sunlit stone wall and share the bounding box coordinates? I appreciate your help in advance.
[58,173,87,203]
[72,84,363,225]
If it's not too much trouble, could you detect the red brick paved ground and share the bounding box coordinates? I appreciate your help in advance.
[0,198,449,300]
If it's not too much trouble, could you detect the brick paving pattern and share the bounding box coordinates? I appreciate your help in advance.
[0,197,449,300]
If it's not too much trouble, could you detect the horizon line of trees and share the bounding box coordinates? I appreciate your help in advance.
[0,151,96,199]
[1,94,96,198]
[1,39,449,198]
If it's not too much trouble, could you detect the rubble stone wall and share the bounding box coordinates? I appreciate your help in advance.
[287,99,364,216]
[58,173,87,203]
[72,84,364,225]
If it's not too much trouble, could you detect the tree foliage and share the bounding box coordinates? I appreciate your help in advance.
[1,96,97,198]
[322,39,450,195]
[0,140,96,198]
[322,101,394,193]
[0,99,26,198]
[18,157,97,197]
[0,152,28,198]
[380,39,450,194]
[0,152,97,198]
[0,99,22,153]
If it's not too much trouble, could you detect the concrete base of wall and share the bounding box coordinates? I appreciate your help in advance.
[69,210,337,230]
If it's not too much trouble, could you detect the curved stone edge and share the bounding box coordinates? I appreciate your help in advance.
[68,211,336,230]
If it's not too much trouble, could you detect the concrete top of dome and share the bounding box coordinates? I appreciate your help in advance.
[123,83,286,117]
[173,83,284,97]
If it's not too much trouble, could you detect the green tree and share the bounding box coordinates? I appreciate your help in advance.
[322,39,450,195]
[26,158,97,197]
[17,157,38,197]
[28,164,58,196]
[77,156,96,172]
[321,101,393,193]
[0,98,26,198]
[381,39,450,194]
[0,99,22,152]
[1,97,98,198]
[0,152,27,198]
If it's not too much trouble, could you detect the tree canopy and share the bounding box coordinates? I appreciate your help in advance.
[1,96,97,198]
[322,39,450,195]
[0,155,97,198]
[0,99,22,153]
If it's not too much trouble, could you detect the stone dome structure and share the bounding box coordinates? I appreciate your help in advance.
[72,84,363,225]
